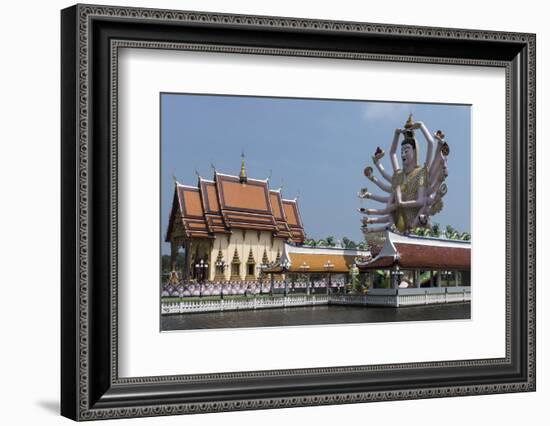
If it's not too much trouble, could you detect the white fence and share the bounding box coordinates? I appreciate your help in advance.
[161,288,471,314]
[330,287,471,307]
[162,295,329,315]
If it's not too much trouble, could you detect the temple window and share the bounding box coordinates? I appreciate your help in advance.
[247,263,255,276]
[231,263,240,277]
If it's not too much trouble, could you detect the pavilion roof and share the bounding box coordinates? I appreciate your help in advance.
[357,231,471,271]
[262,244,371,274]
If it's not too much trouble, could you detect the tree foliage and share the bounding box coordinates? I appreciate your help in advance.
[409,223,470,240]
[298,223,470,252]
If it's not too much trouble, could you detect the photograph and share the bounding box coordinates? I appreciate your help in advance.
[160,94,472,331]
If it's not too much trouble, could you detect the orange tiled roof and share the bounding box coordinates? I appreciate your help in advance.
[270,190,292,239]
[199,179,228,234]
[287,253,355,273]
[264,244,371,273]
[166,172,305,242]
[215,174,277,232]
[282,199,305,243]
[165,185,210,239]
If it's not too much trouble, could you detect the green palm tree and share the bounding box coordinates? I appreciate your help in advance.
[342,237,357,249]
[445,225,458,239]
[460,232,471,241]
[325,236,336,247]
[402,224,471,240]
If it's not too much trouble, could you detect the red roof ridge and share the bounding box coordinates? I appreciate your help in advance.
[199,177,215,183]
[176,182,199,189]
[214,171,269,184]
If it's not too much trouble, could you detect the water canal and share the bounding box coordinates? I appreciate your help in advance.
[161,302,471,331]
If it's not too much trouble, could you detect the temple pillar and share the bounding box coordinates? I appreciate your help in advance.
[208,241,215,282]
[429,270,434,287]
[392,269,399,290]
[170,240,177,271]
[436,271,441,287]
[414,270,420,288]
[455,271,460,287]
[182,242,188,280]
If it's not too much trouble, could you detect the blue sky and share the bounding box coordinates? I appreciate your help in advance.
[161,94,471,254]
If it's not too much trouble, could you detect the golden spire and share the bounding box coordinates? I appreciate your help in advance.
[247,248,255,264]
[239,151,247,184]
[232,248,240,264]
[216,247,223,263]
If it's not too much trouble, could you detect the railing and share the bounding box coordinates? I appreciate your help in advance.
[362,287,471,307]
[328,287,471,307]
[162,295,329,315]
[161,287,471,314]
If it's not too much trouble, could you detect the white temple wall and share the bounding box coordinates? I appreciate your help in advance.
[207,230,285,281]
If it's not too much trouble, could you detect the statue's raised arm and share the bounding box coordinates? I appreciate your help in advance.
[372,147,393,183]
[410,121,436,169]
[389,128,403,173]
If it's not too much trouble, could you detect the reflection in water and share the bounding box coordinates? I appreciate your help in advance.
[161,303,471,331]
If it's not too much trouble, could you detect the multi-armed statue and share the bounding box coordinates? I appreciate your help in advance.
[358,114,450,235]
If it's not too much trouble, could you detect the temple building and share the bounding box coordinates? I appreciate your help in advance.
[165,158,305,282]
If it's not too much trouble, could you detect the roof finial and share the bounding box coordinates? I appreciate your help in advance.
[239,151,247,184]
[171,170,178,185]
[405,113,414,129]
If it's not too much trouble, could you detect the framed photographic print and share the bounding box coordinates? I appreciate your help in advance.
[61,3,536,421]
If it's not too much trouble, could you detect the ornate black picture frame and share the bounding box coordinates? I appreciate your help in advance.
[61,4,536,421]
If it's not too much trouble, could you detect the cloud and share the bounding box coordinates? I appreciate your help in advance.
[362,102,411,121]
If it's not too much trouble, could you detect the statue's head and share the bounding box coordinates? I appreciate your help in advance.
[401,114,420,170]
[401,135,417,170]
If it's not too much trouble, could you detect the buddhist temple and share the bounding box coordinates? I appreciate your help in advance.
[165,157,305,282]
